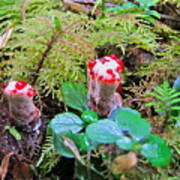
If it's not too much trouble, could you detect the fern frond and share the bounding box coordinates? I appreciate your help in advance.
[146,81,180,125]
[36,135,60,175]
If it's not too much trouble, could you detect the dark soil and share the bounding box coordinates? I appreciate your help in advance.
[0,97,46,179]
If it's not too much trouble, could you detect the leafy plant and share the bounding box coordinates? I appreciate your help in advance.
[49,82,171,169]
[146,80,180,127]
[1,0,177,101]
[61,82,87,112]
[0,0,179,179]
[0,0,95,96]
[5,125,22,140]
[104,0,160,23]
[36,135,60,176]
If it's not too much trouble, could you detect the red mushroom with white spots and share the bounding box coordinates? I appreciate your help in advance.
[2,81,41,131]
[88,54,124,116]
[3,81,36,97]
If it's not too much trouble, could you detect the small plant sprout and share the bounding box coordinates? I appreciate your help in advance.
[2,81,41,131]
[88,54,124,116]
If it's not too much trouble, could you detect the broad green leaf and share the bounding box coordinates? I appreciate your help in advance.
[54,132,96,158]
[63,136,84,164]
[49,113,84,135]
[54,134,74,158]
[81,110,98,124]
[109,108,151,140]
[86,119,122,144]
[116,137,136,150]
[140,134,171,166]
[110,107,141,118]
[61,82,87,112]
[67,132,97,152]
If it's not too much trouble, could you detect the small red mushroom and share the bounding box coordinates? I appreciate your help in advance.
[88,55,124,116]
[3,81,36,98]
[2,81,40,130]
[88,54,124,85]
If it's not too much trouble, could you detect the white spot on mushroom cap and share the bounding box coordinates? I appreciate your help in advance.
[93,56,120,80]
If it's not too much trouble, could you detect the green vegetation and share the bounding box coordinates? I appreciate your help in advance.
[48,81,172,179]
[0,0,179,179]
[146,81,180,128]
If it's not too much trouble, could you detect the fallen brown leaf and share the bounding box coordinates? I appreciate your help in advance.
[112,152,138,174]
[12,162,33,180]
[0,27,13,49]
[0,152,14,180]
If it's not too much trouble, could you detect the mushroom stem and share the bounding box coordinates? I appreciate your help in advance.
[87,55,123,116]
[88,79,121,116]
[7,96,40,130]
[2,81,41,132]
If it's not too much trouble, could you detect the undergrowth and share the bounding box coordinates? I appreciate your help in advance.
[0,0,179,99]
[36,135,60,176]
[0,0,179,179]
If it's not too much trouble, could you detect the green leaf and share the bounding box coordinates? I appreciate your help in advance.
[54,134,74,158]
[5,125,21,140]
[81,110,98,124]
[171,98,180,104]
[141,14,156,23]
[105,7,121,12]
[63,136,84,164]
[122,2,138,8]
[148,10,160,18]
[49,113,84,135]
[140,134,171,166]
[86,119,122,144]
[61,82,87,112]
[170,92,180,99]
[91,0,104,15]
[54,131,96,158]
[116,137,136,150]
[145,102,164,107]
[136,0,158,8]
[106,3,137,13]
[171,106,180,110]
[110,107,141,118]
[147,92,163,100]
[52,16,61,30]
[109,108,151,140]
[67,132,97,152]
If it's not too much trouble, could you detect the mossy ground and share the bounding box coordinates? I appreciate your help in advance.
[0,0,179,179]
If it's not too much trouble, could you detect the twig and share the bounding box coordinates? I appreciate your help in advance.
[31,32,60,86]
[160,13,180,22]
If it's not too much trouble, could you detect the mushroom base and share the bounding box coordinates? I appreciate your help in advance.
[88,79,122,117]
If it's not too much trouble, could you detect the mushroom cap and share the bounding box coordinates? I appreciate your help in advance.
[88,54,124,84]
[2,81,36,98]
